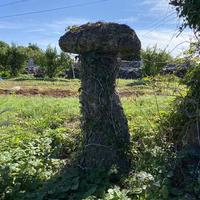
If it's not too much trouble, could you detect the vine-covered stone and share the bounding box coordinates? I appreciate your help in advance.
[59,22,141,172]
[59,22,141,59]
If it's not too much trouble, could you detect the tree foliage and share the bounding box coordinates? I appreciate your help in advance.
[58,52,73,73]
[43,46,59,78]
[7,44,27,77]
[170,0,200,33]
[26,43,45,66]
[0,41,73,78]
[141,46,173,76]
[0,41,10,75]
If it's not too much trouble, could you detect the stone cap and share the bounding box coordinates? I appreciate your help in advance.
[59,22,141,59]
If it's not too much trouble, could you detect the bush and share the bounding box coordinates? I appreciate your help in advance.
[170,0,200,32]
[141,46,173,77]
[162,64,200,198]
[7,44,28,77]
[0,71,10,78]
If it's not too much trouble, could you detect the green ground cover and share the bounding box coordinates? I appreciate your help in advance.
[0,76,186,199]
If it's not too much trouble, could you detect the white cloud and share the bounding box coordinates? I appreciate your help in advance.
[32,38,59,49]
[117,17,138,24]
[30,18,89,50]
[137,28,194,57]
[0,17,89,33]
[29,24,193,57]
[0,16,193,58]
[47,17,90,31]
[141,0,169,12]
[1,17,89,49]
[25,28,46,33]
[0,22,21,29]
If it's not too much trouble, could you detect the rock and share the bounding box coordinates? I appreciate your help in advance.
[3,86,21,95]
[10,86,21,92]
[59,22,141,60]
[118,60,142,79]
[162,62,192,78]
[59,22,141,172]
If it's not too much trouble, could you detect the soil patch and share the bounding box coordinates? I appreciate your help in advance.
[0,88,78,98]
[0,88,175,98]
[119,90,145,97]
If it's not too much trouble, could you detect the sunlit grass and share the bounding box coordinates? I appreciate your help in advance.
[0,76,188,199]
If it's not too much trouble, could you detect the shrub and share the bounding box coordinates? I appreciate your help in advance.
[141,46,173,77]
[0,71,10,78]
[162,64,200,198]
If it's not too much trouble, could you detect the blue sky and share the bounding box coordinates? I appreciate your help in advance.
[0,0,194,56]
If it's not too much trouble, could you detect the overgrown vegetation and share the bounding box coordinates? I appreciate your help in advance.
[162,64,200,199]
[0,0,199,198]
[158,2,200,197]
[170,0,200,32]
[0,76,188,199]
[0,42,73,78]
[141,46,173,77]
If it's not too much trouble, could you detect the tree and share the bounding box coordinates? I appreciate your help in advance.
[27,43,41,51]
[43,46,59,78]
[26,43,45,67]
[170,0,200,33]
[141,46,173,76]
[0,41,10,75]
[58,52,73,75]
[7,44,27,77]
[166,1,200,196]
[42,47,73,78]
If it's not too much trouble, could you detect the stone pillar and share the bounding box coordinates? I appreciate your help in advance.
[59,22,141,172]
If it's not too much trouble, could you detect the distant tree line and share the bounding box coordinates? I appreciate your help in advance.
[141,44,200,77]
[1,40,198,79]
[0,41,73,78]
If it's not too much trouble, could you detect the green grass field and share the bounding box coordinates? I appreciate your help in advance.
[0,76,187,200]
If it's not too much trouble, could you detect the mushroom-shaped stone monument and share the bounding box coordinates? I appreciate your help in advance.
[59,22,141,171]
